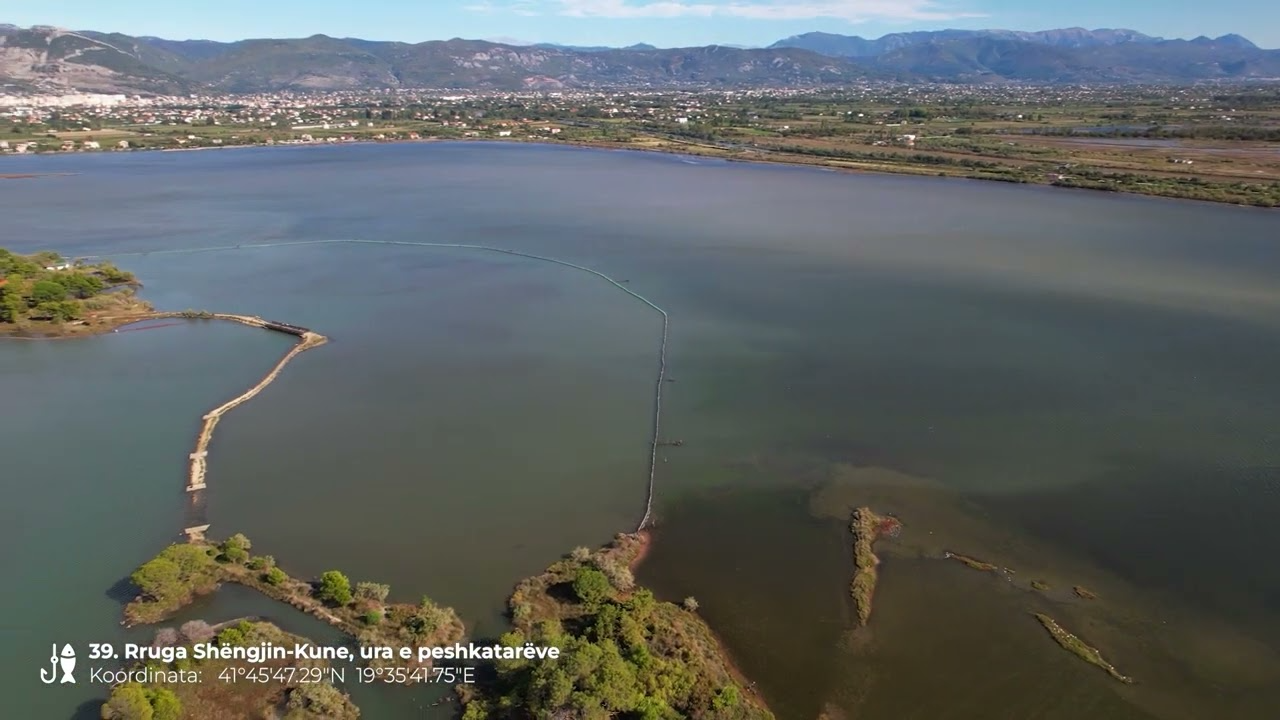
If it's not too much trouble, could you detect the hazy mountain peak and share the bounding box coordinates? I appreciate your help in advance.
[1214,33,1258,49]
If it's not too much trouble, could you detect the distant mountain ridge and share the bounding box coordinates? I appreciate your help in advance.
[533,42,658,52]
[768,28,1176,56]
[1,23,1277,95]
[0,25,876,94]
[768,27,1277,83]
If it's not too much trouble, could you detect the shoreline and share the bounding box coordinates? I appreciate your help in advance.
[5,135,1277,209]
[619,527,768,709]
[0,308,162,340]
[626,529,652,574]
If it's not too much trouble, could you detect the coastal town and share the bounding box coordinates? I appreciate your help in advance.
[4,84,1278,206]
[0,83,1270,151]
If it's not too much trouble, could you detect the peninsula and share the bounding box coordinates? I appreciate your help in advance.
[460,533,773,719]
[0,247,148,335]
[124,533,466,676]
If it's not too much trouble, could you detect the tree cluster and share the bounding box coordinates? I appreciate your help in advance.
[0,248,134,324]
[101,684,182,720]
[129,544,221,618]
[465,547,768,720]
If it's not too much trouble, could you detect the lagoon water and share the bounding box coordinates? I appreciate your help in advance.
[1,142,1278,719]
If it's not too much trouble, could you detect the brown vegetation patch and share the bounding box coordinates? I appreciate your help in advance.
[1033,613,1134,684]
[849,507,897,626]
[944,552,999,572]
[1073,585,1100,600]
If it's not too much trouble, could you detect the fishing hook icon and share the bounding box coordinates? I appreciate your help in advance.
[40,645,57,684]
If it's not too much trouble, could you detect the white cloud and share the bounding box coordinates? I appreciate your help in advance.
[465,1,545,16]
[468,0,982,23]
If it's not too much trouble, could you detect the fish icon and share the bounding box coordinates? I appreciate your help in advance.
[59,645,76,684]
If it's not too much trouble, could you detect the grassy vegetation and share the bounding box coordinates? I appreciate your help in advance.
[124,534,465,679]
[944,552,999,572]
[101,620,359,720]
[849,507,897,627]
[561,87,1280,207]
[0,247,149,334]
[460,533,772,720]
[1032,613,1133,684]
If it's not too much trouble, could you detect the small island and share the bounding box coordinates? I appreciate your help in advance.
[849,507,900,626]
[943,551,999,572]
[0,247,150,335]
[459,533,773,720]
[1032,613,1134,684]
[1073,586,1100,600]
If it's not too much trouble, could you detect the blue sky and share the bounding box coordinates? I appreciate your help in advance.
[9,0,1279,48]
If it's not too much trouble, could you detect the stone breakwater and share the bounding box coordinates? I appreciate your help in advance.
[145,313,330,495]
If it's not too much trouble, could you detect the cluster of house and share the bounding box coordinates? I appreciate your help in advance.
[0,139,130,153]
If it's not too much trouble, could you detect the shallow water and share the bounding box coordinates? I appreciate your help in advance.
[1,142,1278,718]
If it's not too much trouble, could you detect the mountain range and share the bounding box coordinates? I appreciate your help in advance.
[2,23,1278,95]
[768,28,1257,56]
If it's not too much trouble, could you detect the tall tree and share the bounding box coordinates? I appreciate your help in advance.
[317,571,353,606]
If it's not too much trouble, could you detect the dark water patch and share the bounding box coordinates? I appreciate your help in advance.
[104,576,138,606]
[638,485,854,720]
[70,699,104,720]
[662,251,1280,503]
[979,461,1280,630]
[639,480,1172,720]
[835,558,1159,720]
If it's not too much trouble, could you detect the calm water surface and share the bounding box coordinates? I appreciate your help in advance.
[1,142,1278,719]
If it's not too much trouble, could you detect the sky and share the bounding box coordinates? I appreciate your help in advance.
[8,0,1279,48]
